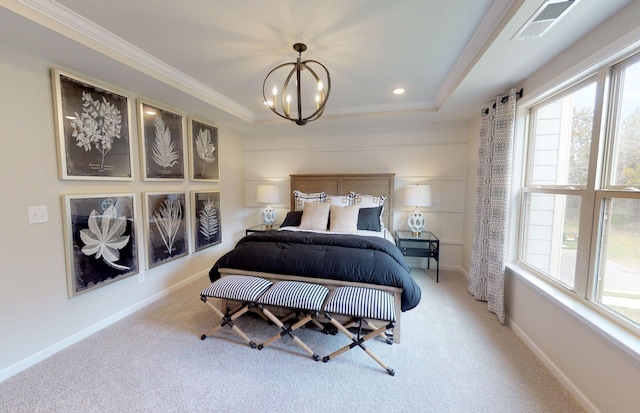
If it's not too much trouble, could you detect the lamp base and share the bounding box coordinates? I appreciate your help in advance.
[407,208,426,236]
[262,206,277,227]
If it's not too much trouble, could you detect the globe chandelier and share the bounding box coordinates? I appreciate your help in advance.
[263,43,331,125]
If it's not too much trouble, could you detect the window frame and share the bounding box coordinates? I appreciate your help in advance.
[516,50,640,336]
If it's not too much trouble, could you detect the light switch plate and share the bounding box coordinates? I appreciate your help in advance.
[28,205,48,224]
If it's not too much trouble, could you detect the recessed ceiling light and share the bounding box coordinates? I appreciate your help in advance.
[392,88,405,95]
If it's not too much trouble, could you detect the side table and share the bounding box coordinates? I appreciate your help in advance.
[246,224,279,236]
[394,230,440,282]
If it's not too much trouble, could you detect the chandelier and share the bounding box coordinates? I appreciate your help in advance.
[263,43,331,125]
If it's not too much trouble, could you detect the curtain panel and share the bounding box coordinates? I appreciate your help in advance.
[468,88,517,324]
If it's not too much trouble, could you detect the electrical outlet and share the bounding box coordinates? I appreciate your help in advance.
[28,205,48,224]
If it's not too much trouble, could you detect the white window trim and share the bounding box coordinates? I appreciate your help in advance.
[506,262,640,363]
[508,48,640,361]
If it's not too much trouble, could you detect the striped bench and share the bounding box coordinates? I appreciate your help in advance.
[322,286,396,376]
[256,280,329,361]
[200,275,273,348]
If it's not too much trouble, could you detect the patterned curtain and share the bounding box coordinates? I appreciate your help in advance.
[468,88,517,324]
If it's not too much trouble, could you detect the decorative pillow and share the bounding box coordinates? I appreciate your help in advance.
[324,194,352,207]
[281,210,303,227]
[328,205,360,233]
[299,202,331,230]
[293,190,326,211]
[351,192,387,208]
[357,206,383,231]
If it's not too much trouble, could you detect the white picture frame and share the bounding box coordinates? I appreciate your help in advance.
[142,192,189,269]
[188,116,219,182]
[51,69,134,180]
[191,190,222,251]
[137,99,186,181]
[62,193,139,297]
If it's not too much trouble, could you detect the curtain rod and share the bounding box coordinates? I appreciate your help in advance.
[483,88,523,114]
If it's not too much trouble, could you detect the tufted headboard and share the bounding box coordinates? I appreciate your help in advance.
[289,173,395,231]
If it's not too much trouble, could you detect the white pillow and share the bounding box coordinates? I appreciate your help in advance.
[324,194,352,207]
[350,192,387,229]
[293,190,326,211]
[351,192,387,208]
[299,202,331,230]
[329,205,359,233]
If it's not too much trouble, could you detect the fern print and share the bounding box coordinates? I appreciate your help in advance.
[199,199,219,240]
[153,197,182,254]
[195,128,216,175]
[151,116,179,169]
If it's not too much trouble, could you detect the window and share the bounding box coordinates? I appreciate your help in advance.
[520,52,640,332]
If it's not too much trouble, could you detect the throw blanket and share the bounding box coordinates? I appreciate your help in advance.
[209,230,421,311]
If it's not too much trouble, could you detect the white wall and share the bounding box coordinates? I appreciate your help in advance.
[242,117,470,271]
[462,2,640,412]
[0,44,246,380]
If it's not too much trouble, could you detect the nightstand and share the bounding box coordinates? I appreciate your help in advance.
[246,224,279,235]
[395,230,440,282]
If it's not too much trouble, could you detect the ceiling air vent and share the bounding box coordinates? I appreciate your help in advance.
[513,0,579,40]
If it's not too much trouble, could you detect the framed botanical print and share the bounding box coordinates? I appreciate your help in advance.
[191,190,222,251]
[62,194,138,297]
[143,192,189,269]
[51,69,133,180]
[137,100,186,180]
[188,116,219,181]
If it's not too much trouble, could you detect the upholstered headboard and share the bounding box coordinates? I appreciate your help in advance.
[290,173,395,231]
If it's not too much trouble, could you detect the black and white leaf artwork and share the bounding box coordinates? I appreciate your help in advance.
[70,90,123,172]
[199,199,219,240]
[152,116,179,169]
[67,194,138,296]
[153,197,182,254]
[79,204,130,270]
[195,128,216,175]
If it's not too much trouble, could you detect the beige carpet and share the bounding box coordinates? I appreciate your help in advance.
[0,269,584,413]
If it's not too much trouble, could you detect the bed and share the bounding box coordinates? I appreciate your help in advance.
[209,173,421,343]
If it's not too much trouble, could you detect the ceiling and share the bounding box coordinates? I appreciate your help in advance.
[0,0,633,133]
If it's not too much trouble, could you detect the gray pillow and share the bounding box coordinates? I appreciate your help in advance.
[357,206,383,231]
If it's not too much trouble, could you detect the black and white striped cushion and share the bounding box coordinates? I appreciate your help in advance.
[324,286,396,321]
[258,281,329,311]
[200,275,272,302]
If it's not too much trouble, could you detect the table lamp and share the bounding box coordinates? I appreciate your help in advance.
[257,184,280,228]
[404,184,431,236]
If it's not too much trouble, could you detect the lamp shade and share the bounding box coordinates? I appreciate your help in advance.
[257,184,280,204]
[404,185,431,207]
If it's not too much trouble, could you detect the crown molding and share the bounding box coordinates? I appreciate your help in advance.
[434,0,522,108]
[17,0,256,123]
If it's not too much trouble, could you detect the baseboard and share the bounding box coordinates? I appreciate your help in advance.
[0,269,208,383]
[507,316,600,413]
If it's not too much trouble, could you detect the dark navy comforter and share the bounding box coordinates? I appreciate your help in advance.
[209,230,421,311]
